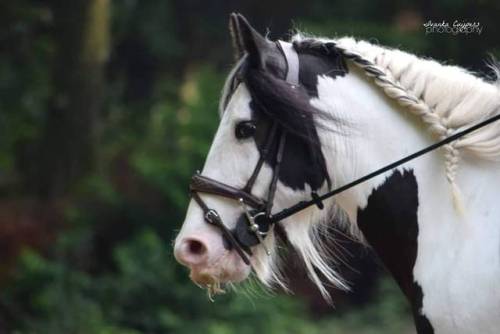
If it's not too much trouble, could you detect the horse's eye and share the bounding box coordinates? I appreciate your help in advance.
[235,121,256,139]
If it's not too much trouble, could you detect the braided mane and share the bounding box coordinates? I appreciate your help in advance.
[293,35,500,205]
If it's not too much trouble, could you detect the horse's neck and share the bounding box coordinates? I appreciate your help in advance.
[316,67,500,333]
[315,66,435,221]
[315,67,448,324]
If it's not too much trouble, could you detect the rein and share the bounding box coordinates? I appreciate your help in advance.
[189,40,500,265]
[269,112,500,223]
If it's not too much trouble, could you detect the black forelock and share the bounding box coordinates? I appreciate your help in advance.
[243,65,336,145]
[242,59,336,190]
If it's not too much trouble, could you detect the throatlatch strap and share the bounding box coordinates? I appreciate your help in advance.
[277,41,299,85]
[266,131,287,216]
[243,122,278,193]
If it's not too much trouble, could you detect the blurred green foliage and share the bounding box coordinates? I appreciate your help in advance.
[4,228,411,334]
[0,0,498,333]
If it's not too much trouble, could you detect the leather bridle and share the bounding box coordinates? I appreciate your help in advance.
[189,40,500,266]
[189,41,297,265]
[190,120,286,265]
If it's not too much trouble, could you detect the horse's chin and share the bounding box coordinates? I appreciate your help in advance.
[188,253,251,287]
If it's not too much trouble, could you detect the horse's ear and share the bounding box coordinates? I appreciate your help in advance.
[233,13,272,68]
[229,13,244,61]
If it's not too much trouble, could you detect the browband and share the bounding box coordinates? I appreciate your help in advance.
[277,41,300,85]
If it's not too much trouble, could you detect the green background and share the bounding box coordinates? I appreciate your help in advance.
[0,0,498,333]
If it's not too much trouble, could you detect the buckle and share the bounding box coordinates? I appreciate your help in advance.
[239,198,270,255]
[204,209,220,224]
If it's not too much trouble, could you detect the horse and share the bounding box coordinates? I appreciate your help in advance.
[174,13,500,334]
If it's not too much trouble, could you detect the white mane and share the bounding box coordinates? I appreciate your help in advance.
[293,35,500,162]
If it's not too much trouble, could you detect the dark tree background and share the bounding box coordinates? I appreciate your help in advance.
[0,0,498,333]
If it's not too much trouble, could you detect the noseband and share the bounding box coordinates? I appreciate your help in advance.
[189,40,500,266]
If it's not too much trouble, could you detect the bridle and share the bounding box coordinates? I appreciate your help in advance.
[189,40,500,266]
[189,41,297,265]
[190,118,285,265]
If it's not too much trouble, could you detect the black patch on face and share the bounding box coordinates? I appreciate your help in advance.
[298,50,348,97]
[233,212,272,247]
[357,169,434,334]
[250,100,328,190]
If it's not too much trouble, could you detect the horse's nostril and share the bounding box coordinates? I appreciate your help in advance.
[187,239,206,256]
[174,237,209,266]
